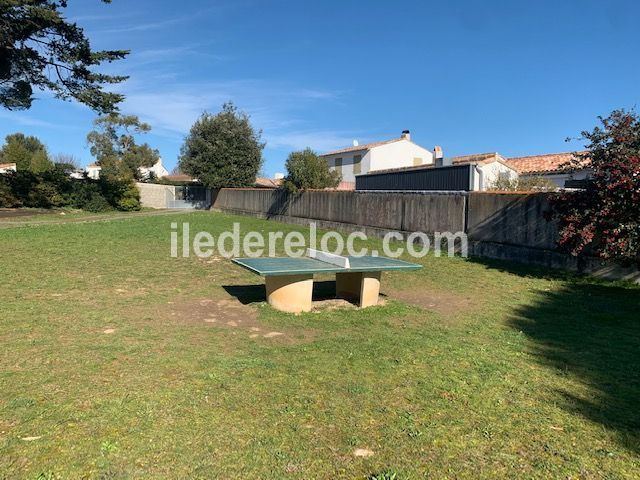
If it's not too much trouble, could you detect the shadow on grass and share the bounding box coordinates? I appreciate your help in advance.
[466,255,579,282]
[507,279,640,452]
[468,255,640,451]
[223,280,338,305]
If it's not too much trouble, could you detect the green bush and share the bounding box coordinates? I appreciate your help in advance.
[0,169,138,212]
[116,195,140,211]
[83,193,112,212]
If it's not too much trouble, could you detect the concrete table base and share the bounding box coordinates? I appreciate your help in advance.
[265,274,314,313]
[336,271,382,308]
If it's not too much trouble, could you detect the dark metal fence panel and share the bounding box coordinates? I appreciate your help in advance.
[175,186,208,202]
[355,164,473,191]
[167,186,212,209]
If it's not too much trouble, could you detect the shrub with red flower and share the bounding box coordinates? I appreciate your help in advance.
[552,110,640,265]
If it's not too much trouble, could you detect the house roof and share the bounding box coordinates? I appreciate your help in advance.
[333,181,355,191]
[367,152,516,175]
[506,151,590,174]
[254,177,283,188]
[0,163,16,168]
[367,163,436,175]
[451,152,505,165]
[87,163,101,169]
[320,138,405,157]
[162,174,194,182]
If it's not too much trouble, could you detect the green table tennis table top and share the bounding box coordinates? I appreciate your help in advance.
[233,255,422,276]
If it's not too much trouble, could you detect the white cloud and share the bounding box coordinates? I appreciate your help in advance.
[265,131,359,152]
[125,46,229,67]
[0,110,65,129]
[115,77,349,154]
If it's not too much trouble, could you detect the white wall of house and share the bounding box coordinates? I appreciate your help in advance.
[368,140,433,173]
[521,169,592,188]
[69,169,85,179]
[139,158,169,179]
[86,165,101,179]
[476,162,519,191]
[324,139,434,183]
[323,150,371,183]
[84,159,170,181]
[0,163,17,174]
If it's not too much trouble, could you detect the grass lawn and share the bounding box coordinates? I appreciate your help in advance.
[1,211,638,479]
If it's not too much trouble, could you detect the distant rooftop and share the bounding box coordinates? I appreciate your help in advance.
[162,174,194,182]
[320,138,405,157]
[254,177,283,188]
[507,151,590,174]
[373,150,591,175]
[451,152,506,166]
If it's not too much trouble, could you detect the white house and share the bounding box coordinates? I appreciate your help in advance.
[506,152,591,188]
[451,152,519,190]
[0,163,17,174]
[86,163,101,179]
[139,158,169,180]
[358,151,519,191]
[320,130,434,183]
[84,158,169,181]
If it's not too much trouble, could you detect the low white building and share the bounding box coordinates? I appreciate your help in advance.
[139,158,169,180]
[357,152,519,191]
[84,158,169,181]
[451,153,519,190]
[0,163,17,174]
[507,152,591,188]
[86,163,101,180]
[320,131,434,183]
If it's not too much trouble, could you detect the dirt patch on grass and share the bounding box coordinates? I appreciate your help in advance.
[169,297,317,344]
[385,287,477,316]
[0,208,53,219]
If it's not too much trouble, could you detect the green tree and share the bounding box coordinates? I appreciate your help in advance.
[87,113,159,180]
[179,103,264,188]
[282,147,341,192]
[490,174,556,192]
[0,0,128,113]
[87,113,158,211]
[0,132,53,172]
[551,109,640,264]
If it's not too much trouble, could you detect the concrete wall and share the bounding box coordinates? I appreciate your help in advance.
[211,188,639,283]
[467,192,558,250]
[136,182,175,209]
[212,188,466,233]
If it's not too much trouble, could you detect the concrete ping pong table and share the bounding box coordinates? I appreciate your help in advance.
[232,249,421,313]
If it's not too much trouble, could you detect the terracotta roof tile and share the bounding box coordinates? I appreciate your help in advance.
[0,163,16,168]
[162,174,194,182]
[254,177,283,188]
[451,152,505,165]
[333,181,355,191]
[507,151,590,174]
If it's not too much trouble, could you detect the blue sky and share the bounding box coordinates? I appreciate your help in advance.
[1,0,638,176]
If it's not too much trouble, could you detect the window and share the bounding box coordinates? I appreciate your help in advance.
[353,155,362,174]
[413,157,423,166]
[335,157,342,173]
